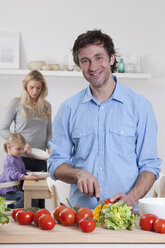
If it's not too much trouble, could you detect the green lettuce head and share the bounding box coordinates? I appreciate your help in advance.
[97,202,137,230]
[0,197,9,225]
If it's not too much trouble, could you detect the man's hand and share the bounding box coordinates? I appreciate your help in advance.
[111,171,156,207]
[54,163,100,198]
[110,192,136,207]
[76,169,100,198]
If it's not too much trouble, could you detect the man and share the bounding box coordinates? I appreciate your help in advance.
[48,30,161,209]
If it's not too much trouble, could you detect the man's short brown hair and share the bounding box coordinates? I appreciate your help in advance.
[72,29,118,73]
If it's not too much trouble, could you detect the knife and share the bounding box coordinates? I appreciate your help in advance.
[93,189,101,204]
[96,196,101,204]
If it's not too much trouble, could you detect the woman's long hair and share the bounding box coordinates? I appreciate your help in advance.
[17,70,51,119]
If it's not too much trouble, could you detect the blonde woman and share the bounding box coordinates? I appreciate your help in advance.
[0,133,40,208]
[0,70,52,208]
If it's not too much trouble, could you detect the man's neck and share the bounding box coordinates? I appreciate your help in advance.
[91,79,116,104]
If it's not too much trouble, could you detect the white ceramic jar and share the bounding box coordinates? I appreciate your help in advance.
[27,61,46,70]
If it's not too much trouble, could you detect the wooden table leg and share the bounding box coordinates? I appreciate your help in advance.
[160,182,165,197]
[153,190,158,197]
[24,191,32,208]
[51,185,58,210]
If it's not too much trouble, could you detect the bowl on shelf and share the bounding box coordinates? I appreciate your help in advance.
[27,61,46,70]
[138,197,165,219]
[49,64,60,71]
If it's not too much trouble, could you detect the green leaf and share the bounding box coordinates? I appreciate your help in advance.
[0,197,10,225]
[0,212,9,225]
[0,197,6,213]
[5,208,11,212]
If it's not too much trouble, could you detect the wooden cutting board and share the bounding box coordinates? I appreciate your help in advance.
[0,217,165,244]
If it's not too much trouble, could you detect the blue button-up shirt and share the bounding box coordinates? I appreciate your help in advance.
[48,77,161,209]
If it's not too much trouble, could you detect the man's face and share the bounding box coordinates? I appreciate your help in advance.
[78,44,114,89]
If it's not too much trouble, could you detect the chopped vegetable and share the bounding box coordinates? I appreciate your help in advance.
[93,203,109,222]
[97,202,137,230]
[0,197,9,225]
[0,197,6,213]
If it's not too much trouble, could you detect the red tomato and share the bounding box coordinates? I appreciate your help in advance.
[101,198,114,204]
[16,210,34,225]
[38,214,56,230]
[79,218,96,232]
[53,205,67,222]
[59,208,76,226]
[140,214,158,231]
[34,208,51,226]
[11,208,25,221]
[76,207,93,225]
[153,218,165,233]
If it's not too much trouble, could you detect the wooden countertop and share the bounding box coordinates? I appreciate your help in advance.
[0,217,165,244]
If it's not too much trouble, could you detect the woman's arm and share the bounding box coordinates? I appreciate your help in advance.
[46,103,52,149]
[0,100,18,140]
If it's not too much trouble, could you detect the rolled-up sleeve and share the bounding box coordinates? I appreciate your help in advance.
[48,103,73,180]
[136,100,161,179]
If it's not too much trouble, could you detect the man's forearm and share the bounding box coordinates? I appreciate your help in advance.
[54,163,80,184]
[54,163,100,197]
[127,171,156,206]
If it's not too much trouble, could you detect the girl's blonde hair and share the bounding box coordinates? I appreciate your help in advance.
[15,70,51,119]
[3,133,26,154]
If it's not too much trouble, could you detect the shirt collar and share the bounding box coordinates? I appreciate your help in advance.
[82,86,96,104]
[111,75,125,104]
[81,75,126,104]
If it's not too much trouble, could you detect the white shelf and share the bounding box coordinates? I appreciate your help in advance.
[115,73,151,79]
[0,69,151,79]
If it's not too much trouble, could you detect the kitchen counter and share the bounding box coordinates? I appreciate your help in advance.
[0,217,165,245]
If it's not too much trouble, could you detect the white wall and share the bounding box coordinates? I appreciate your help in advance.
[0,0,164,177]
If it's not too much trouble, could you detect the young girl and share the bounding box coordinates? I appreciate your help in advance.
[0,133,39,208]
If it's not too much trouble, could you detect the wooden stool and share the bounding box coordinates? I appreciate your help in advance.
[153,173,165,197]
[23,178,52,208]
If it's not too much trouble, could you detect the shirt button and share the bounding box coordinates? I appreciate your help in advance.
[101,106,104,109]
[79,133,82,136]
[100,167,103,171]
[120,130,124,134]
[100,126,103,130]
[100,146,103,150]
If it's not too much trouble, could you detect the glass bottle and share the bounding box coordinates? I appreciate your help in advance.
[135,56,142,73]
[118,58,125,73]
